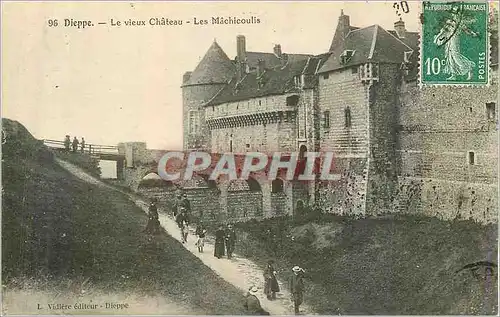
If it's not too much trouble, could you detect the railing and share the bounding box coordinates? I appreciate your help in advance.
[43,139,120,156]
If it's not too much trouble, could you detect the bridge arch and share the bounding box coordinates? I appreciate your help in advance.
[227,177,263,220]
[271,178,287,215]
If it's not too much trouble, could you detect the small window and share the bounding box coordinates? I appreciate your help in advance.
[340,50,355,64]
[188,110,199,135]
[246,144,250,148]
[351,66,358,74]
[468,107,473,113]
[468,151,475,165]
[404,51,413,63]
[344,107,352,128]
[323,110,330,129]
[486,102,496,120]
[323,73,329,80]
[259,100,262,106]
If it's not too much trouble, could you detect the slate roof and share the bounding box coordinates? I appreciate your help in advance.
[205,54,329,106]
[244,52,313,69]
[318,25,414,74]
[184,41,236,86]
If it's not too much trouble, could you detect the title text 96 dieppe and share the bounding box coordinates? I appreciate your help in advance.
[47,16,261,29]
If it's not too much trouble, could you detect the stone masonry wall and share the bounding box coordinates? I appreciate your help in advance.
[183,83,225,150]
[211,122,296,153]
[396,68,498,224]
[366,63,402,215]
[317,66,370,215]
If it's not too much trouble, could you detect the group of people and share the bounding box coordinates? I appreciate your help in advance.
[214,224,237,259]
[64,135,85,153]
[142,194,307,315]
[244,264,306,315]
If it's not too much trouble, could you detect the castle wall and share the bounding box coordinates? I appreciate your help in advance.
[207,94,300,153]
[317,66,369,216]
[211,122,296,153]
[396,68,498,224]
[366,63,402,215]
[183,84,225,150]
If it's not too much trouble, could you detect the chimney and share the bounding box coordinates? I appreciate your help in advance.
[236,35,246,62]
[281,53,289,67]
[394,18,406,38]
[274,44,282,58]
[257,59,265,77]
[338,9,350,40]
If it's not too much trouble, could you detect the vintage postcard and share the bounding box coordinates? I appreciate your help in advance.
[2,1,498,315]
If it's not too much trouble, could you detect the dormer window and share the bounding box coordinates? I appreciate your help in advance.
[294,75,303,88]
[404,51,413,63]
[340,50,355,64]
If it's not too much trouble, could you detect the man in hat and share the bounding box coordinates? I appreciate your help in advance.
[225,224,237,259]
[289,266,305,315]
[243,286,269,315]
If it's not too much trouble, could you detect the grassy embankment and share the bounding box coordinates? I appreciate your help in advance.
[2,118,248,314]
[204,209,498,314]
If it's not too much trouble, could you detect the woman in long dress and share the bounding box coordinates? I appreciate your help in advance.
[433,8,479,80]
[263,260,280,300]
[214,226,226,259]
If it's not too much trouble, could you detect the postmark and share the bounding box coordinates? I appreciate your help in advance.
[421,1,490,85]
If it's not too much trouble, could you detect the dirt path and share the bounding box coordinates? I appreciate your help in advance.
[56,159,316,315]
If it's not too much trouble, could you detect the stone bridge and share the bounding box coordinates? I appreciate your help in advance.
[117,142,317,223]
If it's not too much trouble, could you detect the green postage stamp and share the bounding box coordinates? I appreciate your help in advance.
[421,1,490,85]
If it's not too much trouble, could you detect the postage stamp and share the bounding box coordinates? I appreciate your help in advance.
[421,1,490,85]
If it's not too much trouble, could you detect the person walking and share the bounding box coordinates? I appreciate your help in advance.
[64,135,71,152]
[172,193,182,217]
[176,207,189,243]
[225,224,236,259]
[144,198,160,235]
[243,286,269,315]
[289,266,305,315]
[214,225,225,259]
[180,193,191,225]
[180,220,189,243]
[195,221,207,253]
[80,137,85,153]
[264,260,280,300]
[72,137,79,153]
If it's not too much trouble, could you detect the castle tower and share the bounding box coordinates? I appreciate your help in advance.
[182,40,236,150]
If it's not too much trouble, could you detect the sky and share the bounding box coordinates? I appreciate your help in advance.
[2,1,420,150]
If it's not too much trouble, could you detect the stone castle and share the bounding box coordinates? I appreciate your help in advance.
[176,11,498,224]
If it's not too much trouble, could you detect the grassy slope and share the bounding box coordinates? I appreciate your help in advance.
[226,213,498,315]
[2,119,247,314]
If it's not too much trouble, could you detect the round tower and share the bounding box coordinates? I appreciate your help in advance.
[182,40,236,151]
